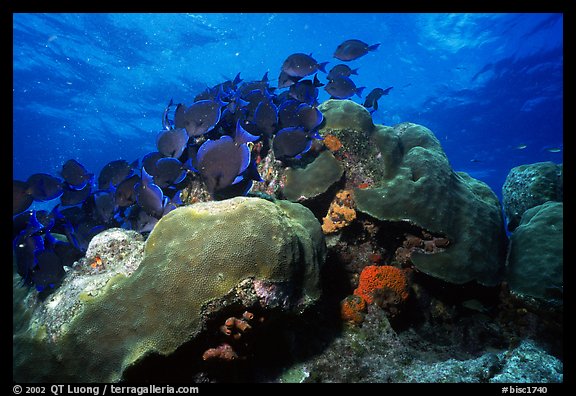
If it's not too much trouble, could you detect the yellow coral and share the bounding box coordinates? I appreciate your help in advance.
[321,190,356,234]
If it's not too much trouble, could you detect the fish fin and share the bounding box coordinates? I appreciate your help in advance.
[351,67,360,75]
[233,72,243,87]
[261,71,269,82]
[309,130,323,140]
[183,158,199,173]
[368,43,380,52]
[356,86,366,98]
[232,175,244,185]
[140,166,154,185]
[235,120,259,145]
[383,86,393,95]
[317,61,329,73]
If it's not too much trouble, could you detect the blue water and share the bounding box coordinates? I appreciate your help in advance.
[13,13,563,208]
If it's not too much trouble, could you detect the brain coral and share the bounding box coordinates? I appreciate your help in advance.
[506,201,563,305]
[502,161,563,231]
[351,122,507,286]
[13,197,325,382]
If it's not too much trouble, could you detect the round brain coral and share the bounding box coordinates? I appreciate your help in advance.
[353,265,410,306]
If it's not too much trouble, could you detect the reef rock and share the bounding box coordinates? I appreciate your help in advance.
[13,197,325,382]
[502,161,563,231]
[344,120,507,286]
[283,150,344,201]
[505,201,563,306]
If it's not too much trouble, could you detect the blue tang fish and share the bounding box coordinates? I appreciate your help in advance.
[174,98,224,137]
[26,173,64,202]
[156,127,189,159]
[325,76,365,99]
[281,53,329,78]
[60,181,92,207]
[327,64,359,81]
[153,157,188,188]
[98,159,138,190]
[363,87,393,113]
[197,120,259,195]
[60,159,93,190]
[334,39,380,61]
[13,180,34,216]
[135,167,166,219]
[272,126,322,160]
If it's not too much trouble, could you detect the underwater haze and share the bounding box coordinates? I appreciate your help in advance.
[13,13,563,206]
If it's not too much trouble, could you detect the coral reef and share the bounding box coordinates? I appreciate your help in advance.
[353,265,410,316]
[282,150,344,202]
[321,189,356,234]
[352,122,507,287]
[13,197,326,382]
[502,161,563,231]
[505,201,563,307]
[340,295,367,325]
[318,99,375,133]
[322,134,343,152]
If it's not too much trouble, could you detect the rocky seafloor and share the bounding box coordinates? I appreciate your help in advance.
[13,100,563,383]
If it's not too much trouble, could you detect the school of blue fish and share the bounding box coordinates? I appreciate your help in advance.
[13,39,392,294]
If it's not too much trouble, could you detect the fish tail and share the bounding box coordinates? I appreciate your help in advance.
[356,86,366,98]
[368,43,380,52]
[317,61,329,74]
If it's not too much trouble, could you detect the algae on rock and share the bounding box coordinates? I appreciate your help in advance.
[13,197,326,383]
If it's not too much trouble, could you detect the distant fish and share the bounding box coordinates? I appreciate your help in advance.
[174,99,224,137]
[13,180,33,216]
[197,120,259,195]
[514,144,528,150]
[545,147,562,153]
[26,173,64,202]
[363,87,393,113]
[281,53,329,78]
[60,159,93,190]
[156,127,189,159]
[334,39,380,61]
[324,76,365,99]
[272,126,322,160]
[98,159,138,190]
[326,64,359,81]
[470,159,482,163]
